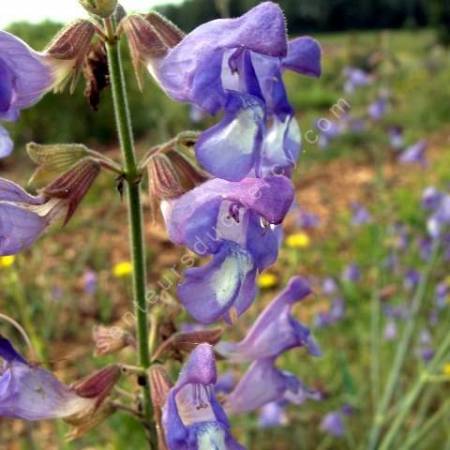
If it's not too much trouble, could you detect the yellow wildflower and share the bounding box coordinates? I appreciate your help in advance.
[0,256,15,268]
[113,261,133,278]
[257,273,278,289]
[286,232,311,249]
[443,363,450,376]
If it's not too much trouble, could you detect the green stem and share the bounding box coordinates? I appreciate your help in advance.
[104,18,156,449]
[367,240,440,450]
[379,330,450,450]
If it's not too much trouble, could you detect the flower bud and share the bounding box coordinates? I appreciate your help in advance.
[147,147,207,221]
[79,0,118,18]
[45,20,96,93]
[64,365,121,438]
[93,325,135,356]
[42,158,101,224]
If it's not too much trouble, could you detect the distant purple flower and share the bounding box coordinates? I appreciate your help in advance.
[162,176,294,324]
[388,126,404,151]
[149,2,321,180]
[417,330,434,362]
[383,251,399,270]
[392,223,409,251]
[398,140,427,167]
[435,282,448,309]
[342,263,361,283]
[258,401,288,428]
[419,237,433,261]
[162,344,243,450]
[320,411,345,437]
[427,195,450,238]
[368,96,388,121]
[404,269,421,291]
[216,277,320,362]
[421,187,443,211]
[225,358,320,414]
[343,67,371,94]
[0,31,53,157]
[384,305,409,320]
[315,297,345,328]
[297,208,320,229]
[317,120,342,149]
[383,321,397,341]
[322,277,338,296]
[350,202,371,226]
[82,270,98,295]
[0,336,93,420]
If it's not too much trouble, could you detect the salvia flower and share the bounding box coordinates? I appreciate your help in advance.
[350,202,371,226]
[0,31,54,157]
[421,187,443,211]
[383,320,397,341]
[0,336,119,422]
[342,263,361,283]
[322,277,338,296]
[435,281,448,310]
[427,194,450,238]
[398,140,427,167]
[315,297,345,328]
[162,344,244,450]
[368,94,388,121]
[225,358,320,415]
[0,159,100,256]
[162,176,294,324]
[388,126,404,151]
[144,2,321,181]
[216,277,320,362]
[258,401,288,428]
[296,207,320,229]
[403,269,421,291]
[343,67,372,94]
[320,411,345,437]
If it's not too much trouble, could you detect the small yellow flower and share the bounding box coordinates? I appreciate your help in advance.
[113,261,133,278]
[443,363,450,376]
[0,255,15,268]
[257,273,278,289]
[286,232,311,249]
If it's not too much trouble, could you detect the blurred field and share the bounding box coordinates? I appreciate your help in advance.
[0,26,449,449]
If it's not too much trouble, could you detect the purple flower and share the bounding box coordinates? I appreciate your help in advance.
[225,358,319,414]
[421,187,443,211]
[315,297,345,328]
[82,270,98,295]
[0,178,51,255]
[149,2,321,180]
[0,336,94,420]
[0,31,53,157]
[320,411,345,437]
[350,202,371,226]
[419,237,433,261]
[388,126,404,151]
[297,208,320,229]
[162,176,294,324]
[368,96,388,121]
[404,269,421,291]
[343,67,371,94]
[398,140,427,167]
[322,277,338,296]
[258,401,288,428]
[435,281,448,310]
[317,120,342,149]
[215,277,320,362]
[383,320,397,341]
[427,194,450,238]
[162,344,243,450]
[342,263,361,283]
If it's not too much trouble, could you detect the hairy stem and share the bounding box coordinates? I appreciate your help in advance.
[104,17,157,449]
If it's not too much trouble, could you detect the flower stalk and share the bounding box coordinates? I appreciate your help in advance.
[103,16,157,448]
